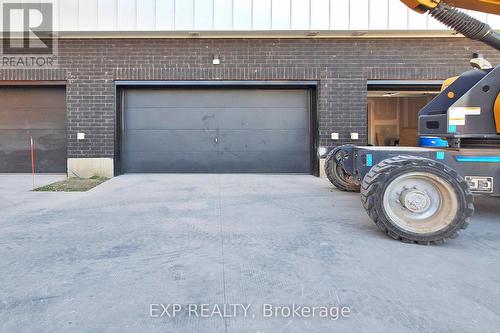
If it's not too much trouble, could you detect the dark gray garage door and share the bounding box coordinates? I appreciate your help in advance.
[0,86,66,173]
[122,88,311,173]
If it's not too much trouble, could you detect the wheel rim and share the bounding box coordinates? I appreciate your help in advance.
[332,151,353,185]
[333,163,351,185]
[382,172,458,234]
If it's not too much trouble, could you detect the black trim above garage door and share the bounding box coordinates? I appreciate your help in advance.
[116,80,318,87]
[367,80,443,91]
[115,81,318,176]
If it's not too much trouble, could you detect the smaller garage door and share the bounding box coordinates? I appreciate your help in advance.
[122,88,312,173]
[0,86,66,173]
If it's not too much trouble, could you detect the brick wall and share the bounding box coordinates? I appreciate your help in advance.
[1,37,499,159]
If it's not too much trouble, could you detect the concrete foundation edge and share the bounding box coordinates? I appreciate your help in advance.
[319,158,326,178]
[67,158,114,179]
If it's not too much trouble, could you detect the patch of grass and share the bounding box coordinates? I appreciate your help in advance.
[34,176,109,192]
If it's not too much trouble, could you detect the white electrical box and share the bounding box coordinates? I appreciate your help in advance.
[351,133,359,140]
[331,133,339,140]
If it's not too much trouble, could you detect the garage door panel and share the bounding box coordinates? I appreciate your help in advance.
[0,88,66,108]
[125,107,308,130]
[123,129,219,152]
[0,107,66,129]
[125,108,217,130]
[123,129,309,153]
[124,151,310,173]
[225,109,307,130]
[0,150,66,173]
[0,86,66,173]
[218,130,310,151]
[0,129,67,173]
[125,89,309,108]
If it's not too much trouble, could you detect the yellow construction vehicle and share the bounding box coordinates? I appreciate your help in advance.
[401,0,500,15]
[325,0,500,244]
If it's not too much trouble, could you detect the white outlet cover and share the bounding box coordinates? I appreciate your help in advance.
[77,132,85,140]
[351,133,359,140]
[331,133,339,140]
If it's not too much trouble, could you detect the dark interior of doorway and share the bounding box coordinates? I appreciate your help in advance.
[367,82,441,147]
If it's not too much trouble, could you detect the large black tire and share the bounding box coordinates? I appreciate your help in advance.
[361,156,474,245]
[325,147,361,192]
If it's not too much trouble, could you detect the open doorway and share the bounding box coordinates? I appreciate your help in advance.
[367,82,441,147]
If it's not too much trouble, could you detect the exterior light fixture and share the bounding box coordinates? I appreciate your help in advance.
[382,92,400,97]
[306,31,319,37]
[352,31,367,37]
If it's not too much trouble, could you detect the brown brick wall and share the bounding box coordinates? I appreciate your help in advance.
[1,37,499,159]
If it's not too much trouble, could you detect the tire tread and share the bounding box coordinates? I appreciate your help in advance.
[360,155,474,245]
[325,147,361,193]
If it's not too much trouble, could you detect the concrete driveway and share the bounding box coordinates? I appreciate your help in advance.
[1,174,499,333]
